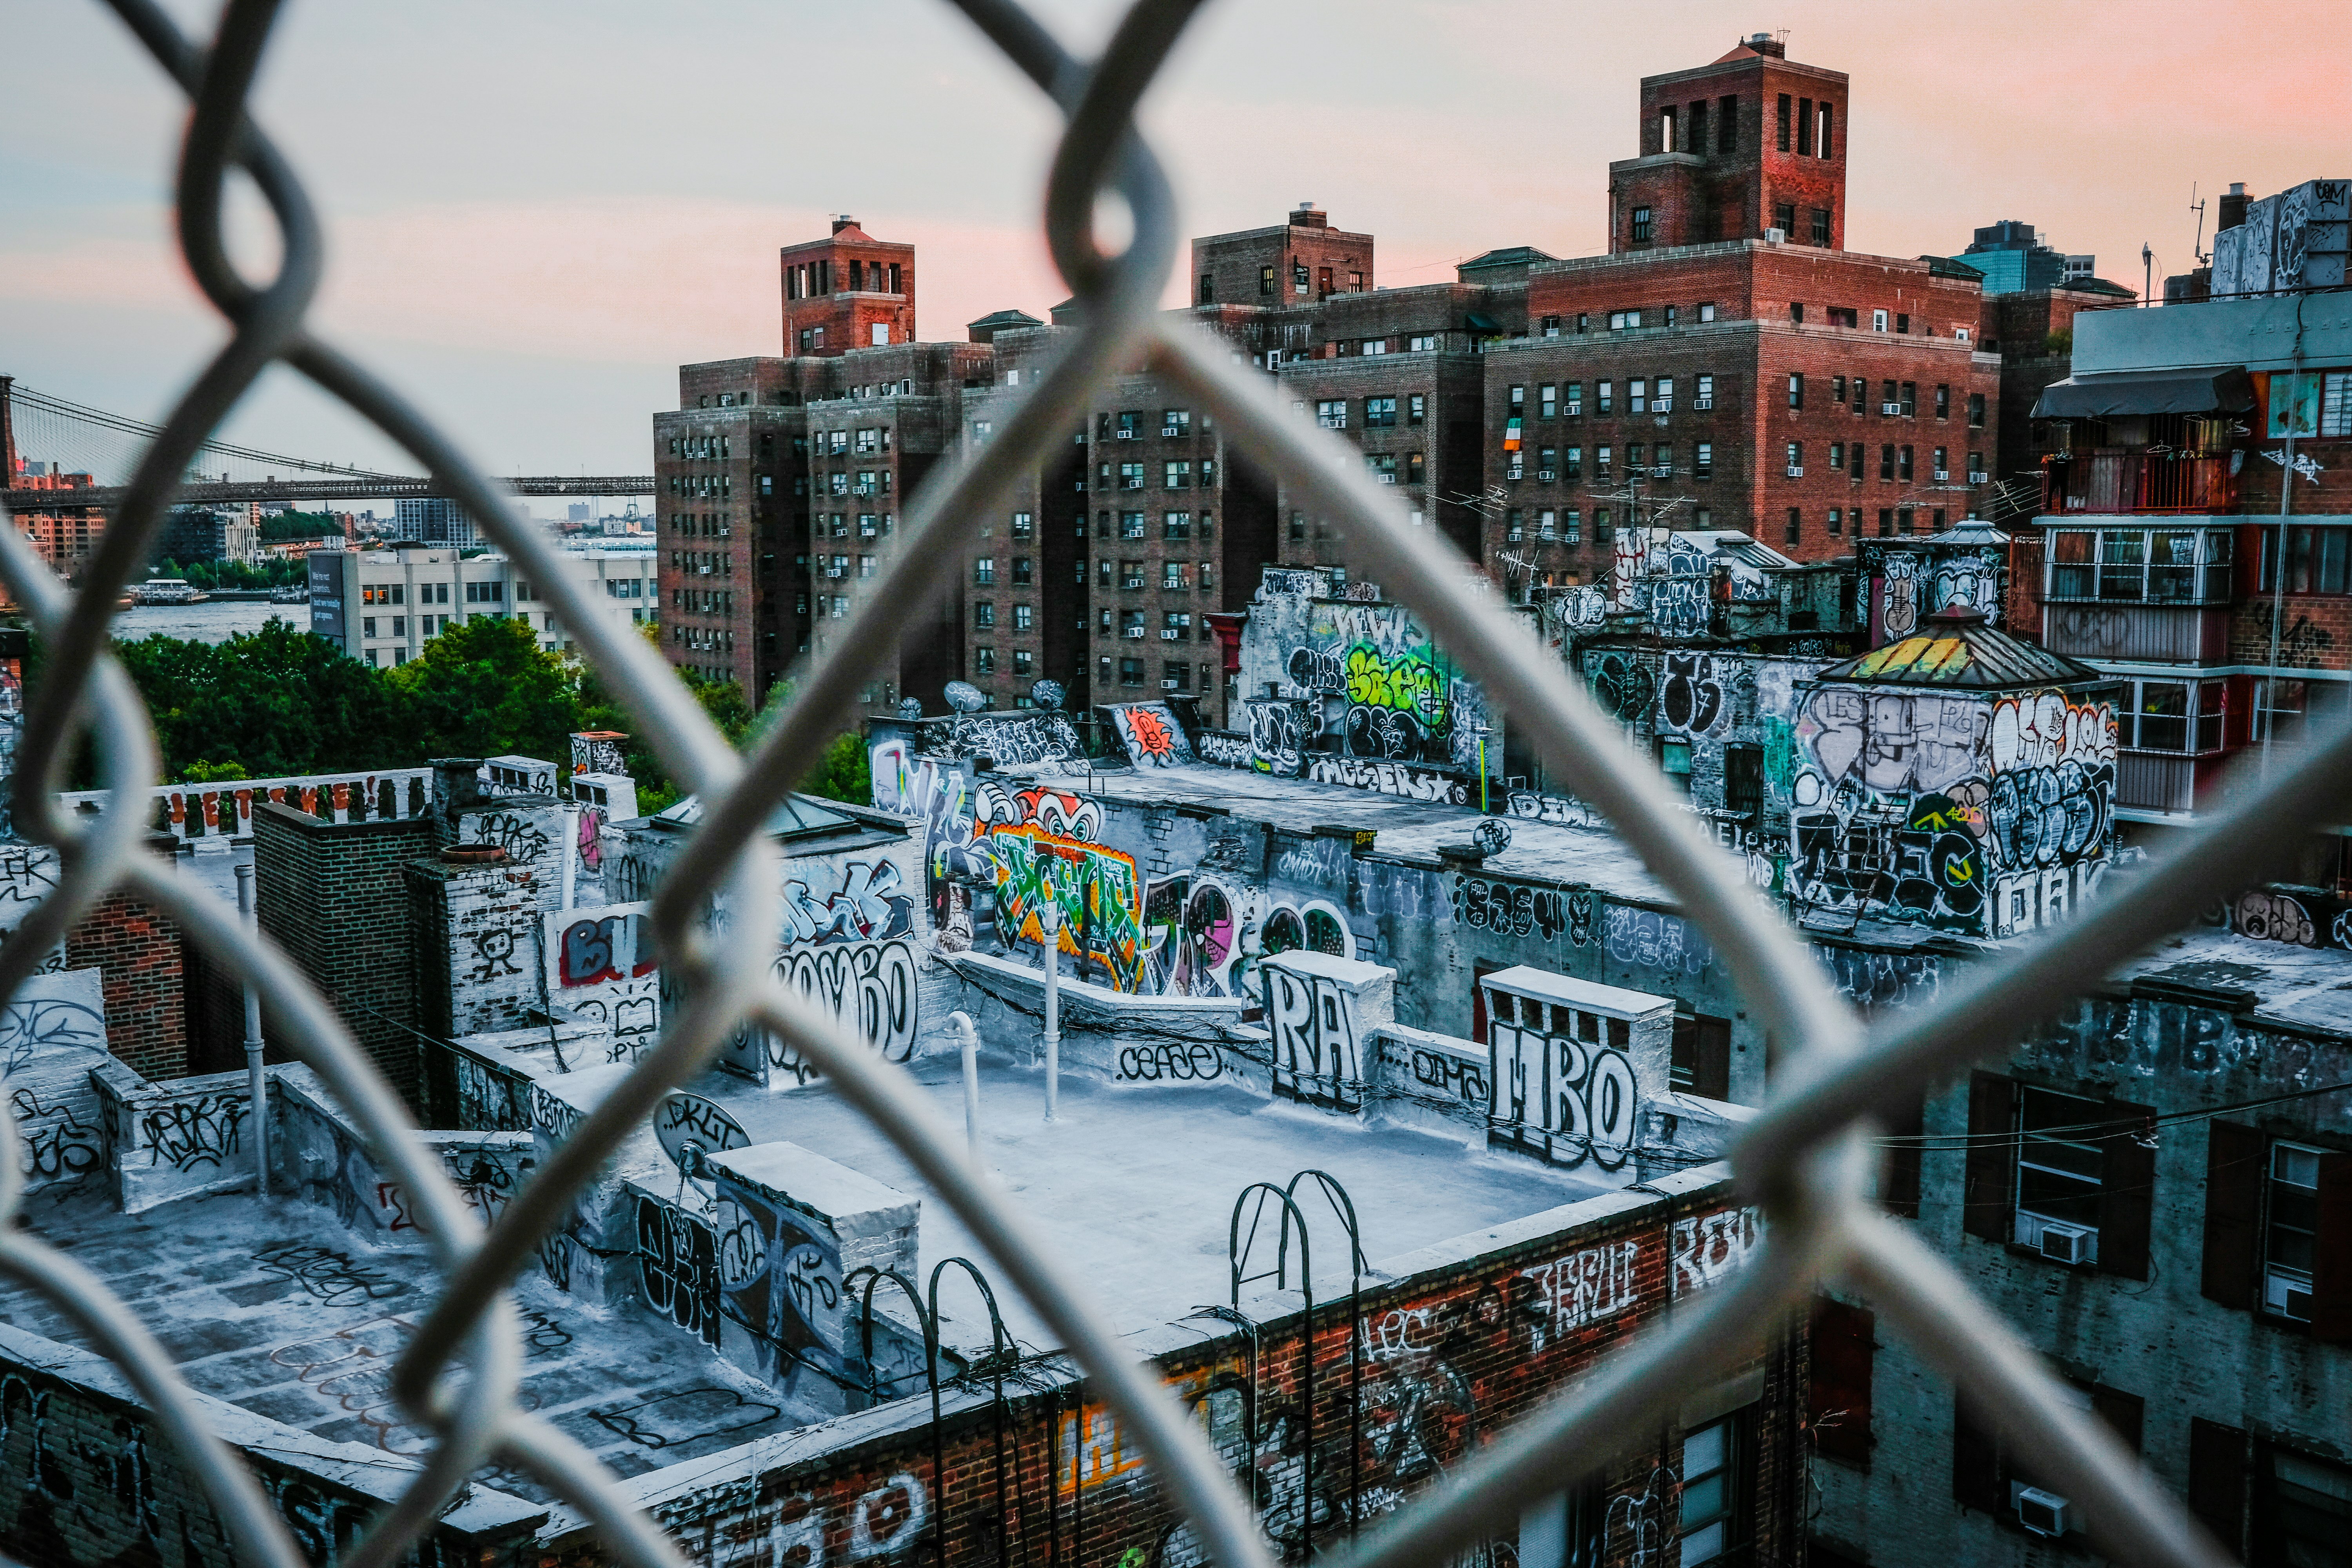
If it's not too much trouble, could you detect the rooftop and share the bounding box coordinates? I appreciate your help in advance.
[1813,608,2104,690]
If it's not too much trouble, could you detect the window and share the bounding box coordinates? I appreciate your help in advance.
[1118,462,1145,490]
[1608,310,1642,331]
[1968,392,1986,426]
[1598,381,1614,414]
[1878,445,1895,481]
[1810,208,1830,246]
[1933,446,1949,480]
[1164,460,1192,489]
[1695,443,1712,479]
[1809,1298,1875,1469]
[1200,560,1214,591]
[1119,657,1144,685]
[1630,379,1648,414]
[1851,374,1867,413]
[1631,206,1652,243]
[1695,373,1714,407]
[1593,506,1612,543]
[1011,603,1034,632]
[1563,382,1583,416]
[1293,261,1310,296]
[1259,265,1275,297]
[1409,334,1440,353]
[1829,441,1844,472]
[1563,446,1583,481]
[1900,381,1917,417]
[1775,92,1792,151]
[2017,1085,2106,1254]
[1898,445,1914,481]
[1537,509,1557,540]
[362,617,377,638]
[1935,383,1951,420]
[973,601,996,629]
[2053,526,2232,602]
[1163,512,1192,540]
[1011,556,1033,585]
[1163,563,1187,591]
[1596,445,1612,474]
[1785,508,1802,546]
[1316,399,1348,430]
[2255,677,2308,743]
[1289,511,1306,544]
[1120,512,1146,539]
[973,647,995,674]
[1699,301,1717,323]
[1365,395,1397,428]
[2262,525,2352,594]
[1897,506,1915,535]
[974,557,996,585]
[1407,393,1426,426]
[1827,508,1842,536]
[1406,452,1425,485]
[1359,337,1387,356]
[1877,508,1893,536]
[1895,313,1909,335]
[1121,559,1145,589]
[1163,660,1192,691]
[1506,508,1524,543]
[1871,308,1889,333]
[1163,408,1191,436]
[1964,1074,2154,1278]
[1786,441,1803,474]
[1199,273,1214,304]
[1539,384,1557,419]
[1774,203,1797,237]
[1677,1410,1753,1565]
[1788,373,1804,410]
[1655,733,1692,789]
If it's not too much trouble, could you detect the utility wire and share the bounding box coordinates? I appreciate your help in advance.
[1873,1074,2352,1148]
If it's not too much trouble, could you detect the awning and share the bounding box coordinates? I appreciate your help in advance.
[2031,367,2254,419]
[1465,312,1503,334]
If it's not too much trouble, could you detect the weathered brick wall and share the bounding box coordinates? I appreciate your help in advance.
[253,802,438,1110]
[0,1322,543,1568]
[542,1174,1795,1568]
[65,877,186,1083]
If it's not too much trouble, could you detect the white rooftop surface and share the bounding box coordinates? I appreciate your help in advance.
[1482,965,1677,1018]
[674,1048,1621,1348]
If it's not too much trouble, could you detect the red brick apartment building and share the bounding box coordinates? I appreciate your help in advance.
[655,34,2002,715]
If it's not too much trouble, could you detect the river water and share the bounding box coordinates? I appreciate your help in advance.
[110,601,299,644]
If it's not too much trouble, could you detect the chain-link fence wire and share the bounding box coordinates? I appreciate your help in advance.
[2,0,2336,1563]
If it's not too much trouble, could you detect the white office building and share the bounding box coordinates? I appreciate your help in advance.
[306,544,656,667]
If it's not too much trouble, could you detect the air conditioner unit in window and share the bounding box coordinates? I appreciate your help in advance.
[1882,402,1902,415]
[1934,470,1950,482]
[1565,403,1583,417]
[2036,1219,2097,1265]
[1969,471,1989,483]
[1786,466,1805,477]
[1765,227,1787,244]
[1653,398,1673,413]
[1123,627,1145,638]
[1693,397,1713,410]
[1116,429,1134,439]
[1538,471,1556,483]
[1162,425,1181,436]
[1161,629,1180,640]
[2013,1486,2070,1539]
[1653,465,1673,478]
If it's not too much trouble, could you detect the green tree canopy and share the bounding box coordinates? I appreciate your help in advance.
[107,619,415,784]
[386,615,576,764]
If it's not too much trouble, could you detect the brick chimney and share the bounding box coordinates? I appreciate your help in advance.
[1290,202,1328,230]
[831,214,857,234]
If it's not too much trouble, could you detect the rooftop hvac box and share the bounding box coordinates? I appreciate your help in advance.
[1480,966,1673,1171]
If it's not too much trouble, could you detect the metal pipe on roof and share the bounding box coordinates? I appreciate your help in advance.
[952,1011,981,1169]
[1040,898,1061,1123]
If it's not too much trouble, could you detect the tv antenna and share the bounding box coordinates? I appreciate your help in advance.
[2190,182,2210,266]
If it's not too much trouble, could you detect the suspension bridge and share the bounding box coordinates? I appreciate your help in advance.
[1,377,653,512]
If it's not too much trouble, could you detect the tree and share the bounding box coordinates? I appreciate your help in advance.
[387,615,575,764]
[104,619,416,784]
[800,731,872,805]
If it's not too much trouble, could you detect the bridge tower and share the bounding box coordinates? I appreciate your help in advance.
[2,376,17,481]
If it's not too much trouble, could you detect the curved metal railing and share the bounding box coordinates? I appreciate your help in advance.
[1,0,2323,1564]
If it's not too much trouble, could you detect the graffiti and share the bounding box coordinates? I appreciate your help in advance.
[1264,958,1364,1112]
[1143,875,1241,997]
[589,1386,783,1450]
[1016,786,1102,842]
[1116,1041,1226,1082]
[847,1474,931,1559]
[1591,654,1654,722]
[1244,699,1308,777]
[12,1089,100,1183]
[1471,818,1511,857]
[1796,688,1984,800]
[140,1096,246,1172]
[989,824,1146,991]
[466,920,527,982]
[1345,646,1449,734]
[2236,888,2319,946]
[1601,905,1712,976]
[771,939,921,1073]
[636,1194,722,1348]
[1817,945,1941,1015]
[1489,1016,1639,1169]
[574,732,629,775]
[1671,1208,1762,1297]
[1984,691,2115,877]
[468,810,551,863]
[558,911,653,986]
[252,1243,405,1305]
[1656,652,1726,735]
[1305,756,1468,803]
[1109,701,1192,768]
[1452,876,1567,942]
[1194,730,1252,768]
[1881,553,1919,639]
[1408,1047,1486,1105]
[782,860,915,947]
[1519,1242,1640,1337]
[1566,890,1596,947]
[1649,538,1712,639]
[713,1176,850,1402]
[577,805,606,871]
[1934,548,2005,626]
[1548,586,1610,635]
[1286,644,1344,694]
[1503,790,1602,831]
[2281,614,2336,668]
[1259,898,1353,962]
[919,710,1082,768]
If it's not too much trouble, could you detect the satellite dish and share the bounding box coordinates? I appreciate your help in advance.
[944,681,988,713]
[655,1092,751,1181]
[1472,817,1512,857]
[1029,678,1066,711]
[896,697,925,721]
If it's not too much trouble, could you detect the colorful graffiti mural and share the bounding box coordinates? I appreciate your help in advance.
[1106,701,1193,768]
[987,824,1147,992]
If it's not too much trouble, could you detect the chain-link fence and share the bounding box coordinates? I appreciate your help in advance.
[4,2,2336,1565]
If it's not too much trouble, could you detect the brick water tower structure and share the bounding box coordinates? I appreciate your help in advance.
[781,216,916,357]
[1609,33,1848,254]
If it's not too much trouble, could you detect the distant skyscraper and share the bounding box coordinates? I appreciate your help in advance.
[569,502,593,524]
[394,497,478,548]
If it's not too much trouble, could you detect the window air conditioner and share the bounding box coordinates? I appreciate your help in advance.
[2014,1486,2070,1539]
[1969,471,1989,483]
[1882,402,1902,415]
[1123,627,1145,638]
[1565,403,1583,417]
[1934,470,1950,482]
[1116,429,1134,439]
[1162,426,1182,437]
[1161,629,1180,639]
[1786,466,1805,478]
[1538,471,1556,483]
[1653,465,1673,478]
[1653,398,1673,413]
[2036,1219,2096,1265]
[1693,397,1713,410]
[1161,679,1181,690]
[1507,466,1524,480]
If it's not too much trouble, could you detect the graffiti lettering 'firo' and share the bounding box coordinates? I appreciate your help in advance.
[989,824,1147,992]
[1671,1208,1762,1298]
[1520,1241,1640,1340]
[1305,756,1468,804]
[1490,1020,1639,1170]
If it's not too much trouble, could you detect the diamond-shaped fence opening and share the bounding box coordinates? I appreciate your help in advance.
[0,3,2320,1566]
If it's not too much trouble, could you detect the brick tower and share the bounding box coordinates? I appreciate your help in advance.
[1608,33,1848,254]
[780,216,916,358]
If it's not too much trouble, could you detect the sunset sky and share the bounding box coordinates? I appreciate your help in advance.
[7,0,2348,486]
